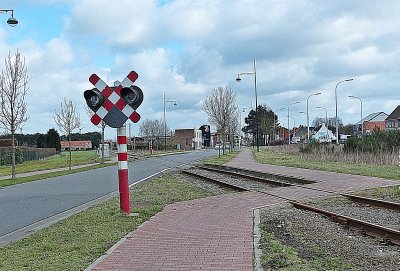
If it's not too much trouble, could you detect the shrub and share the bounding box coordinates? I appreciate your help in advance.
[0,148,23,165]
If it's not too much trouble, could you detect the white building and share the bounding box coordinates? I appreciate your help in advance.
[312,123,336,143]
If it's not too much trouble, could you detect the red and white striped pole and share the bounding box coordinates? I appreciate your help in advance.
[117,125,130,214]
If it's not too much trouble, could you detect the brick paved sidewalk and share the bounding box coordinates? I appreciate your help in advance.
[87,148,400,271]
[89,192,281,271]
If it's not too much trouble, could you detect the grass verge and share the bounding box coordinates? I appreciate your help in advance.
[254,147,400,180]
[203,151,239,165]
[0,151,103,177]
[0,163,115,189]
[0,174,217,270]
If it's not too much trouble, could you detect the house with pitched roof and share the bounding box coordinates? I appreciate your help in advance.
[385,105,400,130]
[354,112,388,136]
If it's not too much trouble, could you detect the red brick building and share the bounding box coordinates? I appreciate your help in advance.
[60,140,92,151]
[354,112,388,136]
[175,129,202,151]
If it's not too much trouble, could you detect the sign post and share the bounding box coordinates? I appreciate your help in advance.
[84,70,143,214]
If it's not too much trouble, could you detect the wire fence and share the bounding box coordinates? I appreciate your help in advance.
[0,147,56,165]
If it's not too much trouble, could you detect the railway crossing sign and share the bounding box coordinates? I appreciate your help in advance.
[84,70,144,214]
[84,71,143,128]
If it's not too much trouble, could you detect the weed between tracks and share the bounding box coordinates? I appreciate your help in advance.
[0,174,217,270]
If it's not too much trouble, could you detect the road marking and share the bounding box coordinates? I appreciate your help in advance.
[130,168,170,187]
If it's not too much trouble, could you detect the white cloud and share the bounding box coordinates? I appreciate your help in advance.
[1,0,400,139]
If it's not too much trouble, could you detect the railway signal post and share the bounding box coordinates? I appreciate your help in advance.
[84,70,144,214]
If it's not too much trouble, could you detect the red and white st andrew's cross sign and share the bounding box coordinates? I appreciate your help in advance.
[87,71,142,128]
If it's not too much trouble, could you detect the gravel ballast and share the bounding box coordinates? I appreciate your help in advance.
[260,203,400,271]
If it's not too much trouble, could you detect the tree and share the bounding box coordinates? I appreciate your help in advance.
[0,50,30,178]
[46,128,61,152]
[202,87,238,153]
[139,119,164,150]
[84,103,106,163]
[54,98,81,170]
[243,104,276,146]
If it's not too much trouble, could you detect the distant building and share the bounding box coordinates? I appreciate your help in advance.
[312,123,336,143]
[385,105,400,130]
[354,112,388,136]
[175,129,202,150]
[60,140,92,151]
[292,125,307,142]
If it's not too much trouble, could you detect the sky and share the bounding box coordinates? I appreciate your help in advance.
[1,0,400,140]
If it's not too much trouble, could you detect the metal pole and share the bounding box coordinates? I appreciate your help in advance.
[254,58,259,152]
[348,95,363,137]
[361,99,363,136]
[117,125,130,214]
[287,102,300,144]
[307,92,321,141]
[163,92,166,152]
[287,108,290,144]
[335,79,353,144]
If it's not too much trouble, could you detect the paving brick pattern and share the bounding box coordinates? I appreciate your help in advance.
[90,192,282,271]
[88,148,400,271]
[226,148,400,194]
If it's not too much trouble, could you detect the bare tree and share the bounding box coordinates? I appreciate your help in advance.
[0,50,30,178]
[54,98,81,170]
[227,109,240,151]
[84,103,106,163]
[202,87,238,153]
[139,119,164,150]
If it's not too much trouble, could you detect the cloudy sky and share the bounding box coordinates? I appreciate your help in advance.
[1,0,399,140]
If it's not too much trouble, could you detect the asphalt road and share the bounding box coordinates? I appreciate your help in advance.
[0,149,218,243]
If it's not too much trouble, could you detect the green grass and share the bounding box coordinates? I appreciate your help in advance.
[0,163,115,189]
[0,174,216,270]
[254,147,400,180]
[203,151,239,165]
[259,227,356,270]
[0,150,101,177]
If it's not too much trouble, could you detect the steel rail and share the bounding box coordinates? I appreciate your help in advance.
[191,166,400,245]
[198,165,290,187]
[181,170,248,192]
[201,164,400,212]
[291,201,400,245]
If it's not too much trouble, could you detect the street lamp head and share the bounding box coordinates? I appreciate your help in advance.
[345,78,354,82]
[7,16,18,26]
[235,76,241,82]
[1,9,18,26]
[173,101,177,106]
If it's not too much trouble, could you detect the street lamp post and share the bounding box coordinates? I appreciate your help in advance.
[236,58,258,152]
[0,9,18,26]
[239,107,247,147]
[335,79,353,144]
[288,116,296,137]
[307,92,321,141]
[348,95,363,137]
[274,107,285,141]
[163,92,177,152]
[287,101,300,144]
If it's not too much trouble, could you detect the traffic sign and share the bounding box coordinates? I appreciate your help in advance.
[84,71,143,128]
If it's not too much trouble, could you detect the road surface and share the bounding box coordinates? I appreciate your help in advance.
[0,150,217,245]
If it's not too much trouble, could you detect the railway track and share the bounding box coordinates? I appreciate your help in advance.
[182,165,400,246]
